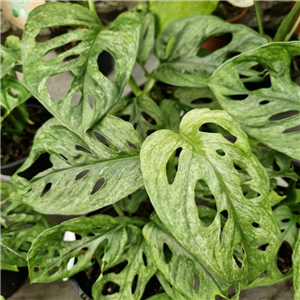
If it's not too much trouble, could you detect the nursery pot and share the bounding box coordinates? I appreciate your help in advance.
[201,7,248,52]
[1,102,52,178]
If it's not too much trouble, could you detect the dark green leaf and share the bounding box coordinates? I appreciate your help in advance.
[154,15,267,87]
[209,42,300,159]
[22,2,146,136]
[118,189,148,215]
[141,108,281,284]
[12,115,143,215]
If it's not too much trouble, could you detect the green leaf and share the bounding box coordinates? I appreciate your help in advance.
[209,42,300,160]
[92,224,157,300]
[293,231,300,299]
[1,75,31,122]
[145,292,173,300]
[1,198,53,271]
[1,295,6,300]
[118,189,148,215]
[149,1,218,34]
[141,108,281,284]
[4,35,22,61]
[245,205,299,288]
[0,45,19,79]
[22,2,146,137]
[143,218,235,299]
[138,13,155,67]
[28,215,157,299]
[174,87,221,111]
[154,15,267,87]
[12,115,144,215]
[159,99,181,134]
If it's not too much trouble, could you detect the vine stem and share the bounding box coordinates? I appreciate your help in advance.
[88,0,103,28]
[112,203,124,216]
[254,1,264,37]
[285,14,300,41]
[128,75,142,97]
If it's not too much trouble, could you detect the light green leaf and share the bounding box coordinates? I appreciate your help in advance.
[0,45,19,79]
[141,108,281,284]
[4,35,22,61]
[1,295,6,300]
[92,224,157,300]
[143,218,236,299]
[154,15,267,87]
[245,205,299,288]
[22,2,146,137]
[1,75,31,122]
[159,99,181,134]
[209,42,300,160]
[293,231,300,299]
[1,198,53,271]
[138,13,155,66]
[174,87,221,111]
[149,1,218,34]
[12,115,143,215]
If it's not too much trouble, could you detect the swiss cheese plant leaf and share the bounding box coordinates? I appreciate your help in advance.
[143,218,236,300]
[293,231,300,300]
[1,75,31,122]
[28,215,157,300]
[92,223,157,300]
[174,87,221,111]
[1,198,53,271]
[245,205,299,288]
[22,2,146,136]
[0,45,19,79]
[154,15,266,87]
[149,1,218,34]
[12,115,143,215]
[209,42,300,160]
[141,108,281,285]
[137,13,155,67]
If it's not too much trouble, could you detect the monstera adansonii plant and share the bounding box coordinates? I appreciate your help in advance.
[7,1,300,299]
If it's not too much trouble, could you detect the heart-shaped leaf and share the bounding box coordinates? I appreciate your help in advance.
[245,204,299,288]
[209,42,300,159]
[143,216,235,300]
[28,215,157,300]
[1,198,53,271]
[154,15,267,87]
[141,108,281,284]
[22,2,146,136]
[12,115,143,215]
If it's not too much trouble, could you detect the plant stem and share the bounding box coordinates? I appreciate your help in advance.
[0,242,26,261]
[7,113,23,134]
[128,75,142,97]
[112,203,124,216]
[285,15,300,41]
[254,1,264,37]
[143,77,156,95]
[88,0,103,27]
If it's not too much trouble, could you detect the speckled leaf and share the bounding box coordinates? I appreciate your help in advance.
[1,198,53,271]
[143,217,237,300]
[174,87,221,111]
[137,13,155,66]
[160,99,181,133]
[92,224,157,300]
[149,1,218,34]
[1,75,31,121]
[141,108,280,284]
[12,115,143,215]
[22,2,146,136]
[245,205,299,288]
[209,42,300,159]
[293,232,300,299]
[154,15,266,87]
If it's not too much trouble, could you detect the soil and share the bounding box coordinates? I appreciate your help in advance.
[277,241,293,275]
[1,103,52,165]
[213,2,244,21]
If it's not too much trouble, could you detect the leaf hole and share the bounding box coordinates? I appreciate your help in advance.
[8,88,18,98]
[163,243,173,264]
[199,123,237,143]
[277,241,293,274]
[283,125,300,133]
[259,100,270,105]
[269,110,299,121]
[228,94,248,101]
[120,115,131,122]
[75,145,93,155]
[98,51,115,80]
[146,129,155,136]
[200,33,233,53]
[257,243,269,252]
[103,260,128,275]
[91,177,105,195]
[252,222,260,228]
[191,98,212,104]
[241,185,261,199]
[228,286,236,299]
[93,131,119,151]
[87,94,94,109]
[75,169,90,180]
[226,52,241,59]
[281,218,291,223]
[88,233,95,237]
[59,153,68,161]
[216,149,225,156]
[166,147,182,184]
[141,111,157,125]
[127,141,138,150]
[49,266,59,276]
[41,183,52,197]
[142,252,147,267]
[102,281,120,295]
[131,274,138,294]
[220,210,228,220]
[194,275,200,292]
[54,250,60,257]
[296,222,300,229]
[233,244,244,269]
[259,271,266,278]
[34,266,40,272]
[46,71,74,102]
[70,92,82,107]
